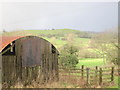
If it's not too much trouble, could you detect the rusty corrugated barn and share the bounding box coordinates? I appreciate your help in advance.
[1,36,59,88]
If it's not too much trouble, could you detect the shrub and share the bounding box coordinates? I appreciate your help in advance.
[59,44,79,68]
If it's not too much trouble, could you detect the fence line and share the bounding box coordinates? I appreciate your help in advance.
[59,65,118,85]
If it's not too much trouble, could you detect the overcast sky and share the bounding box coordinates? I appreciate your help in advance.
[1,2,118,32]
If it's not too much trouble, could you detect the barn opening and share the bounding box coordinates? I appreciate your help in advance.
[1,36,59,88]
[2,41,15,55]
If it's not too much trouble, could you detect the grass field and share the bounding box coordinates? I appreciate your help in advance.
[1,29,80,36]
[76,58,105,68]
[75,58,118,88]
[106,76,118,88]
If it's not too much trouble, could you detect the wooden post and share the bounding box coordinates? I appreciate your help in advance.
[86,68,90,85]
[99,68,102,85]
[95,66,98,78]
[95,66,98,85]
[81,65,84,79]
[111,67,114,82]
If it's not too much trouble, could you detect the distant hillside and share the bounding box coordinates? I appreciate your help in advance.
[1,29,99,54]
[1,29,96,39]
[2,29,79,36]
[27,29,80,35]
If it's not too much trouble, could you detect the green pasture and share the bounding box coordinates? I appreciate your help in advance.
[2,29,80,36]
[75,38,90,46]
[43,37,91,50]
[76,58,105,68]
[27,29,80,35]
[105,76,118,88]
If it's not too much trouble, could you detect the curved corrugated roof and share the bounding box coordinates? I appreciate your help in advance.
[0,35,59,54]
[0,36,25,52]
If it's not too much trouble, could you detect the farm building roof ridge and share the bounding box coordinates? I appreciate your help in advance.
[0,35,59,53]
[0,36,25,52]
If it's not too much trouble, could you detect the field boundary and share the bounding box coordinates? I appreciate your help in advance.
[59,65,119,86]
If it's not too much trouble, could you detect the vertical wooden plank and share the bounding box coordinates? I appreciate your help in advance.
[11,56,15,86]
[6,56,9,84]
[9,56,11,85]
[2,56,5,83]
[53,53,58,82]
[6,56,8,84]
[15,40,19,81]
[40,54,44,83]
[2,56,4,84]
[54,53,56,81]
[4,56,6,83]
[45,42,48,83]
[16,39,22,82]
[54,53,59,81]
[41,39,45,83]
[38,39,42,83]
[30,67,32,81]
[51,54,54,81]
[42,54,45,83]
[20,56,22,80]
[39,38,42,83]
[9,56,12,85]
[47,43,51,82]
[48,42,51,82]
[24,67,27,85]
[49,53,52,82]
[15,56,17,84]
[20,41,22,81]
[29,67,32,85]
[53,54,55,81]
[22,67,25,84]
[47,53,50,83]
[35,66,39,81]
[48,44,52,82]
[2,56,5,86]
[45,56,48,83]
[13,56,16,85]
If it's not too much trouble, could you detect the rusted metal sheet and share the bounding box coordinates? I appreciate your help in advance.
[21,37,42,67]
[0,36,25,52]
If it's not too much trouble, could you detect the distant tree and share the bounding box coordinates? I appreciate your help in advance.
[52,28,55,30]
[66,33,76,43]
[63,44,78,55]
[91,29,118,65]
